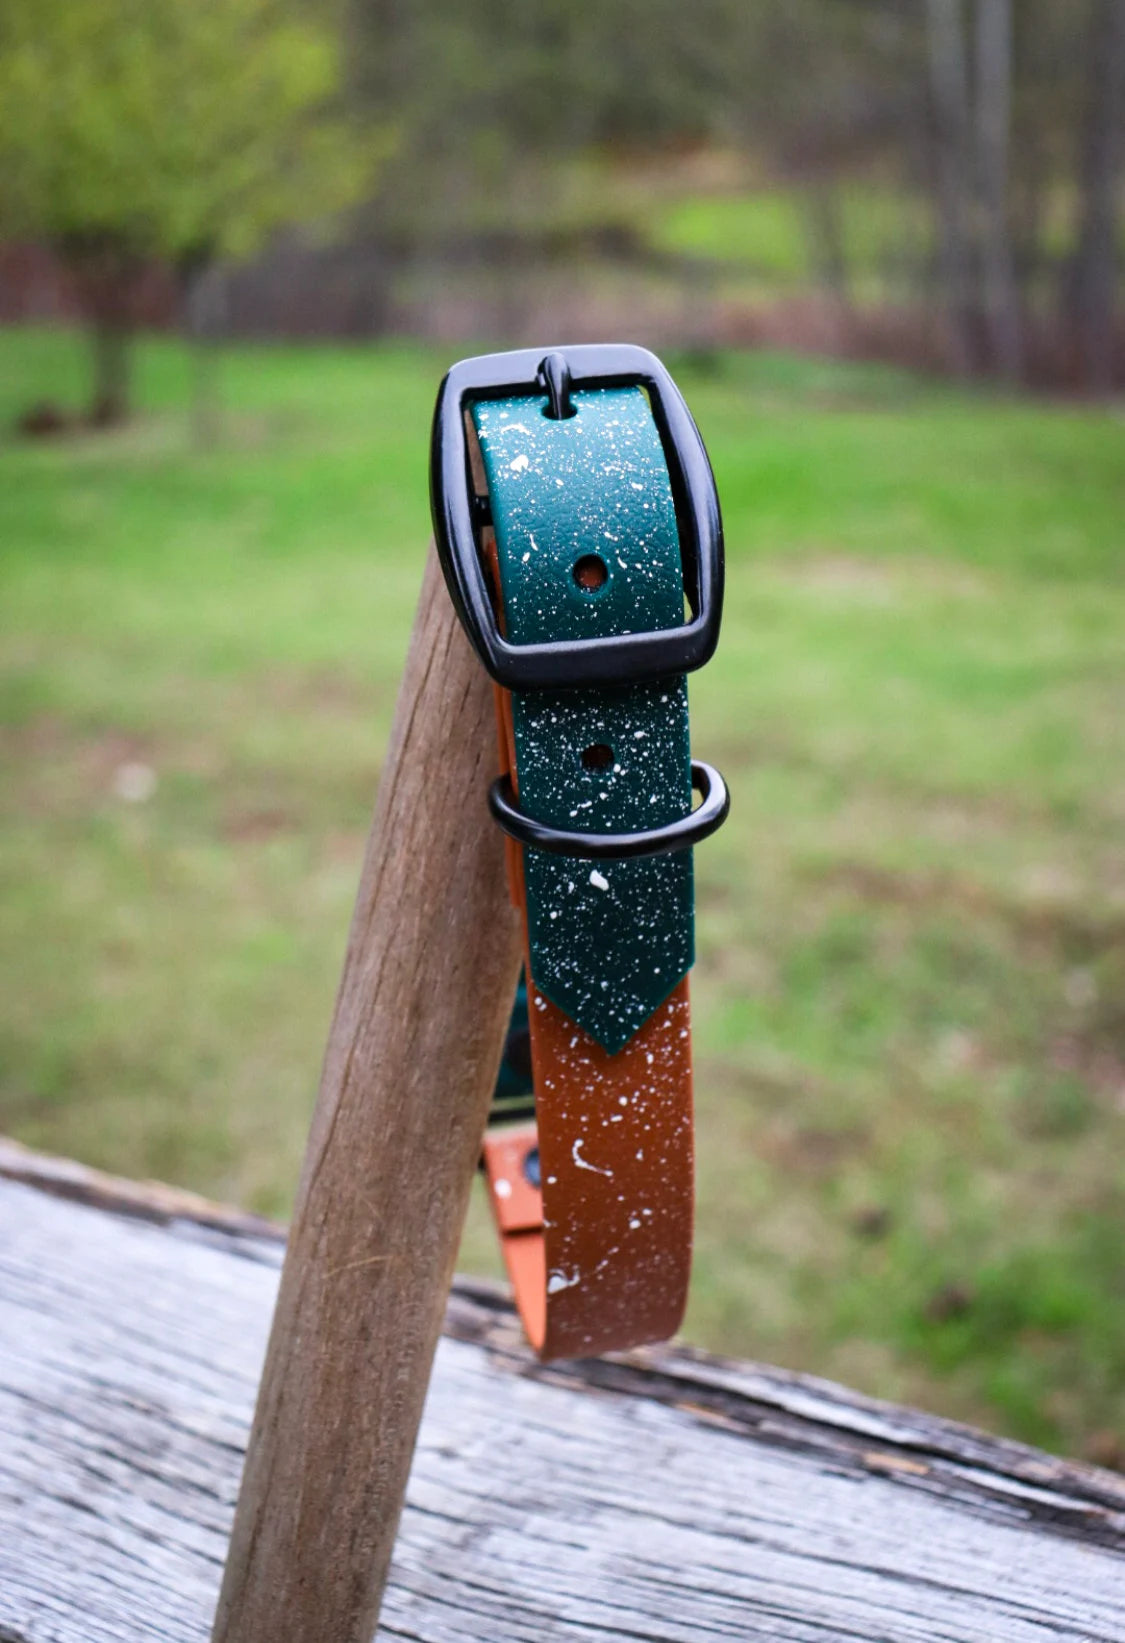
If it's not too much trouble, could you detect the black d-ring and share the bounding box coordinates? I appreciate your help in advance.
[488,759,729,861]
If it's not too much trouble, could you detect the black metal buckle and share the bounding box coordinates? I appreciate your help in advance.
[489,759,729,861]
[429,344,724,691]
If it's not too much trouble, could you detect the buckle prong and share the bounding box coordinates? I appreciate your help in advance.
[537,351,575,419]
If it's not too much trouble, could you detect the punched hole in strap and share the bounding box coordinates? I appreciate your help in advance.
[573,553,608,591]
[482,1125,543,1235]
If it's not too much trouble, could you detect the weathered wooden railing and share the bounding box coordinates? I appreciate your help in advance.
[2,1135,1123,1643]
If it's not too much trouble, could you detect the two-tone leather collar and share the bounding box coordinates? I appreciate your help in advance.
[431,345,727,1360]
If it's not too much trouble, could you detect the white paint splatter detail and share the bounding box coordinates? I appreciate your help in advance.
[474,386,693,1048]
[509,453,529,472]
[589,869,609,891]
[547,1269,580,1294]
[572,1138,613,1177]
[493,1178,512,1199]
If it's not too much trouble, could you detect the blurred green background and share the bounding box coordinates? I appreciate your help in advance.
[1,0,1124,1465]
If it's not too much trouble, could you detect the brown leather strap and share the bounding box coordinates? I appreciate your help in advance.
[482,688,694,1359]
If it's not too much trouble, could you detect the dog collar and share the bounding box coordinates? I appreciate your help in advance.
[431,345,727,1359]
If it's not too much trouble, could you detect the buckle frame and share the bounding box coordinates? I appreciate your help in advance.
[429,344,724,691]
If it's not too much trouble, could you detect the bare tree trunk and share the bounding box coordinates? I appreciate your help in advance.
[926,0,977,373]
[802,182,852,312]
[975,0,1022,379]
[184,262,228,449]
[61,233,140,425]
[1068,0,1125,392]
[1011,108,1047,300]
[89,321,131,427]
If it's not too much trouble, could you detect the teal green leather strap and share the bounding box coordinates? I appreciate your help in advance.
[473,387,693,1052]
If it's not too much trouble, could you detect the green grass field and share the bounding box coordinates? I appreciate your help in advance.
[2,326,1123,1461]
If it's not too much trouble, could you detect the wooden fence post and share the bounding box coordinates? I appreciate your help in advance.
[211,547,523,1643]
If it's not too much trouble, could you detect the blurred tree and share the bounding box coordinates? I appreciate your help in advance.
[1067,0,1125,390]
[924,0,1022,378]
[926,0,981,373]
[8,0,1110,388]
[727,0,925,310]
[974,0,1021,379]
[346,0,1119,384]
[0,0,380,423]
[348,0,739,238]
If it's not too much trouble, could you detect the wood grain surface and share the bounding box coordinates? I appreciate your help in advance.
[208,549,524,1642]
[2,1145,1125,1642]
